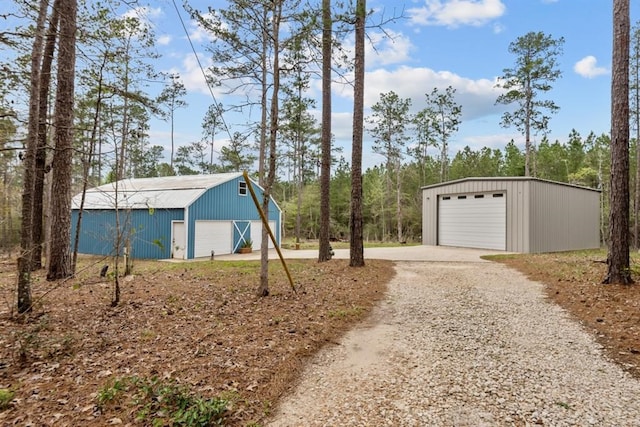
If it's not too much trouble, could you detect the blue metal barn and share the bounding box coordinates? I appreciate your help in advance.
[71,172,281,260]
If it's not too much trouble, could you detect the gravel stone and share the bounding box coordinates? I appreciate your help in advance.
[267,261,640,426]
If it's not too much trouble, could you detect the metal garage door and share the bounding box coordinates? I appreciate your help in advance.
[251,220,276,249]
[438,192,506,250]
[194,221,233,257]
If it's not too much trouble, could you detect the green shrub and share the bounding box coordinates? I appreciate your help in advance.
[0,389,14,410]
[97,376,228,426]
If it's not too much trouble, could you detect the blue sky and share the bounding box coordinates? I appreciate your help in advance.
[142,0,636,170]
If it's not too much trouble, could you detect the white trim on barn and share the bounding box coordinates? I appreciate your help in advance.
[232,221,252,253]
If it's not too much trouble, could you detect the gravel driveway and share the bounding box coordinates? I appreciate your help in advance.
[267,255,640,426]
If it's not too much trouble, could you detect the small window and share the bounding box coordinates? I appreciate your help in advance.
[458,195,467,200]
[474,194,485,199]
[493,193,504,198]
[442,196,451,200]
[239,181,247,196]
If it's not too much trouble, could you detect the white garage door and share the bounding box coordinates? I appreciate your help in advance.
[438,193,506,250]
[251,220,276,249]
[194,221,233,257]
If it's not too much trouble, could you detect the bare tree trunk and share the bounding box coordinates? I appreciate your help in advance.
[258,1,282,297]
[170,108,174,168]
[396,162,402,242]
[295,143,302,244]
[634,27,640,249]
[33,0,60,270]
[1,169,7,251]
[349,0,365,267]
[258,7,268,186]
[524,83,532,177]
[117,39,131,180]
[47,0,76,281]
[18,0,49,313]
[605,0,633,284]
[318,0,332,262]
[72,54,106,273]
[636,120,639,248]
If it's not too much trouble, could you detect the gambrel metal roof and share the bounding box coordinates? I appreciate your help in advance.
[72,172,246,210]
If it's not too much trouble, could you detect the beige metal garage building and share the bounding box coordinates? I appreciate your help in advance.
[421,177,601,253]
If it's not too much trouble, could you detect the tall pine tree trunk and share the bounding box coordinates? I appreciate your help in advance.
[605,0,633,284]
[349,0,365,267]
[72,54,106,273]
[396,162,402,242]
[47,0,76,281]
[318,0,332,262]
[33,0,60,270]
[257,6,270,296]
[633,25,640,249]
[17,0,49,313]
[258,1,282,297]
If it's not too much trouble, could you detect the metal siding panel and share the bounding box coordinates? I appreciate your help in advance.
[186,176,281,259]
[567,188,601,250]
[71,210,120,256]
[71,208,181,259]
[529,181,600,253]
[129,209,179,259]
[189,176,281,222]
[506,180,528,253]
[422,188,437,245]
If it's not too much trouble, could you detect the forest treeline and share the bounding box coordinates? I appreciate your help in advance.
[276,129,615,244]
[0,120,621,247]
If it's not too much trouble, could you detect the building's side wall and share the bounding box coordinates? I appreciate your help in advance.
[529,181,600,253]
[422,179,531,252]
[71,208,183,259]
[186,176,281,259]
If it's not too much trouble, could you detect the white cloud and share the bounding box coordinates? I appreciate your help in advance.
[366,30,414,66]
[157,35,172,46]
[458,132,517,152]
[174,53,215,96]
[338,29,414,70]
[188,13,219,43]
[344,66,504,122]
[492,22,505,34]
[574,56,609,78]
[122,6,163,21]
[408,0,506,27]
[121,6,164,36]
[121,6,163,35]
[328,65,509,166]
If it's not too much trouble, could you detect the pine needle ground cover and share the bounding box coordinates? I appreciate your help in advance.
[0,257,393,426]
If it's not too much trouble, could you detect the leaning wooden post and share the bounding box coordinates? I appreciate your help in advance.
[243,170,296,293]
